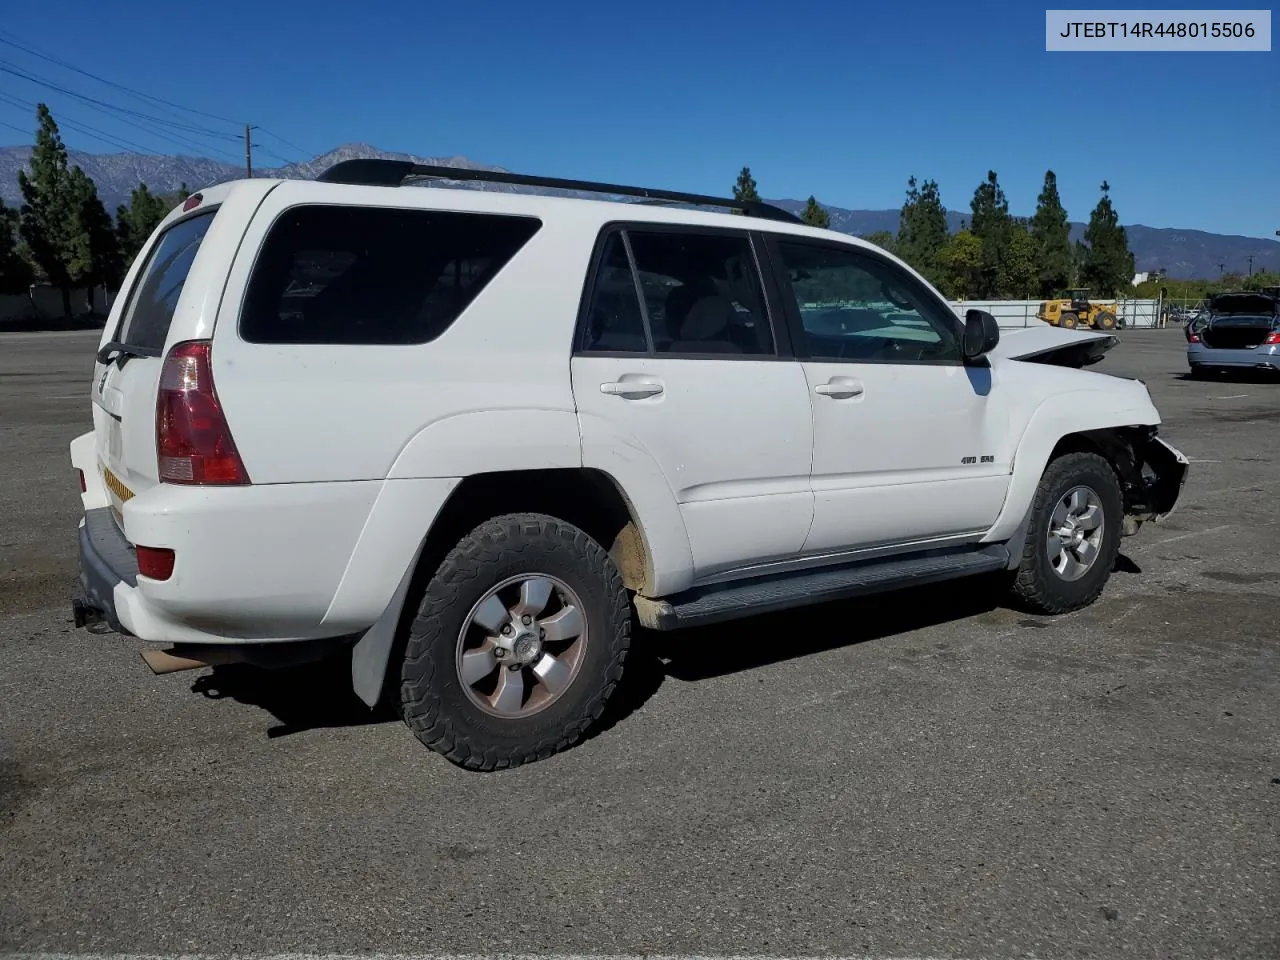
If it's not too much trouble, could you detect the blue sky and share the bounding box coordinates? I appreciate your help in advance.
[1,0,1277,237]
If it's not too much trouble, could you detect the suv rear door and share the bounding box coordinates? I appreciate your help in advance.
[572,224,814,581]
[93,207,219,524]
[90,182,274,526]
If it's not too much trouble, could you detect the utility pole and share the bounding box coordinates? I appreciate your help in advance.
[1218,263,1225,278]
[1247,255,1254,276]
[244,124,256,178]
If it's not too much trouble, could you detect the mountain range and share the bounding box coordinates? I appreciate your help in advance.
[2,142,1276,280]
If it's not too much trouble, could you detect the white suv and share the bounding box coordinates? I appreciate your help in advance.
[71,160,1188,770]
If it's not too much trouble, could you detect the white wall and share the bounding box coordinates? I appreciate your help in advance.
[0,286,115,324]
[949,298,1163,329]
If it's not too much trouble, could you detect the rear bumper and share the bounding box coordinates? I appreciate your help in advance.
[1187,344,1280,370]
[69,431,459,647]
[75,508,137,635]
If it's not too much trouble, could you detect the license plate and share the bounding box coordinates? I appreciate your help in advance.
[101,462,135,504]
[106,418,123,464]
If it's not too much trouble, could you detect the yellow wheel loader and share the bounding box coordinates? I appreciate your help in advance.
[1037,289,1119,330]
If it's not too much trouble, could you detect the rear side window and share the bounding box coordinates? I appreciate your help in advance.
[628,230,773,356]
[117,211,216,352]
[240,205,541,345]
[578,227,774,357]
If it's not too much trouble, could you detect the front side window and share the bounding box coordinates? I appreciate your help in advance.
[775,240,960,364]
[240,205,541,345]
[626,229,774,356]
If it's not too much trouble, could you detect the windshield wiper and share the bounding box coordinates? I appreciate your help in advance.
[96,341,159,366]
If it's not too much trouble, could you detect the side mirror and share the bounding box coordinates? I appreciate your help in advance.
[963,309,1000,361]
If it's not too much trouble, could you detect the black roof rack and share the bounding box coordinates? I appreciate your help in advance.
[314,158,804,225]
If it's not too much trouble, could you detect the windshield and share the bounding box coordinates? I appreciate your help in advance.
[115,211,217,352]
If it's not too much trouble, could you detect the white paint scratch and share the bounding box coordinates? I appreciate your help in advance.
[1153,523,1234,545]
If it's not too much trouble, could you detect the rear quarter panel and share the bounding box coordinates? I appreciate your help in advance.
[209,182,589,485]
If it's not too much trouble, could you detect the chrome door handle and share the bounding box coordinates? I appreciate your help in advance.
[814,378,864,399]
[600,380,664,399]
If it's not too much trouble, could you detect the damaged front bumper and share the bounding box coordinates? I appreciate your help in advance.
[1123,431,1189,526]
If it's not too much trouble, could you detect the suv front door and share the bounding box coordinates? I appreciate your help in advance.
[571,226,813,582]
[766,237,1012,555]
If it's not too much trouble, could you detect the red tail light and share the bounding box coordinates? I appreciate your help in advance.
[156,340,250,485]
[1188,333,1200,343]
[78,469,86,493]
[1264,332,1280,345]
[136,546,175,581]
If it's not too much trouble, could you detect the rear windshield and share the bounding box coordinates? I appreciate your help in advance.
[239,205,542,345]
[1211,314,1277,327]
[116,211,217,352]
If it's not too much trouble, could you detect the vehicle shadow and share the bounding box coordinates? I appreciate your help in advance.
[1178,370,1280,384]
[191,657,396,739]
[641,575,1007,684]
[190,562,1134,744]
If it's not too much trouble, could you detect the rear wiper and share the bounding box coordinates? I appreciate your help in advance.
[96,341,157,366]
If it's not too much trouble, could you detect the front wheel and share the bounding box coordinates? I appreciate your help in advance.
[1008,453,1123,615]
[399,513,631,771]
[1096,311,1117,330]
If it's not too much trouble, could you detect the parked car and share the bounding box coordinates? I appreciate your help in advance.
[1187,292,1280,377]
[70,160,1188,770]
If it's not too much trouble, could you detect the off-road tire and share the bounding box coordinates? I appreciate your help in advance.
[399,513,630,771]
[1008,452,1123,615]
[1060,312,1079,329]
[1095,311,1117,330]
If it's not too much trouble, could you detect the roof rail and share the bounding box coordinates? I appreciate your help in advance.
[314,158,804,225]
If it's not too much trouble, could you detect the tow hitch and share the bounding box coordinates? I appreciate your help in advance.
[71,597,105,629]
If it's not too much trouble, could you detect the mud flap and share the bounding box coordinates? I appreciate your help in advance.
[350,540,426,708]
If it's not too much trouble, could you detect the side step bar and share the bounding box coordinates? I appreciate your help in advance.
[635,544,1011,631]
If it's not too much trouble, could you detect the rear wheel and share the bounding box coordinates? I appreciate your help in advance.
[1008,453,1123,615]
[1059,312,1079,329]
[399,513,630,770]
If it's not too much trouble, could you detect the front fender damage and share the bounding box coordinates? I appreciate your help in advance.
[1096,427,1190,533]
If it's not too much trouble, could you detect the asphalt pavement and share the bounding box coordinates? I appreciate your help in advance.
[1,328,1277,959]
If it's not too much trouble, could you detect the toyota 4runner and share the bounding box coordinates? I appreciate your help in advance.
[70,160,1188,770]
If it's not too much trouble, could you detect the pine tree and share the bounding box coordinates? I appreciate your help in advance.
[896,176,949,286]
[862,230,895,253]
[969,170,1012,299]
[68,167,122,310]
[732,166,760,214]
[1030,170,1073,298]
[801,195,830,228]
[999,220,1038,299]
[17,104,80,316]
[1080,181,1136,296]
[115,183,171,267]
[0,198,35,294]
[939,229,983,300]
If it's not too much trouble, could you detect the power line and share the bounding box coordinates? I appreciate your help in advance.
[0,78,245,164]
[0,26,317,165]
[0,28,241,126]
[0,117,32,138]
[257,127,313,161]
[0,61,241,141]
[0,92,158,154]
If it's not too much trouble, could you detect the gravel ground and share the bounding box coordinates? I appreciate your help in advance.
[1,328,1277,959]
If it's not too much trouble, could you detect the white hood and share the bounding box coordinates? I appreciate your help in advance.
[990,325,1117,366]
